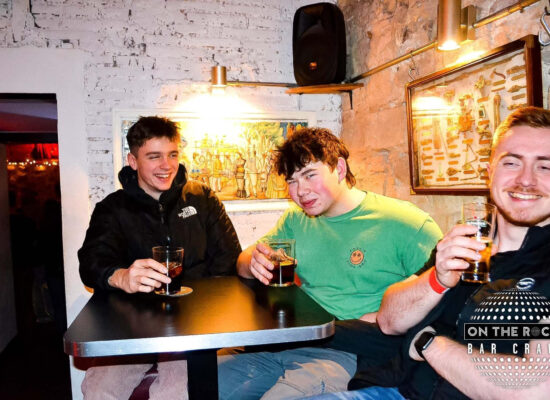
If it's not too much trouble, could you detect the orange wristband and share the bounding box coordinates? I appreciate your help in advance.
[428,268,449,294]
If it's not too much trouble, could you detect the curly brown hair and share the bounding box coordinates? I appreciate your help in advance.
[274,127,356,187]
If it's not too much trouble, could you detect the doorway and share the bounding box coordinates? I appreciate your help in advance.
[0,94,71,399]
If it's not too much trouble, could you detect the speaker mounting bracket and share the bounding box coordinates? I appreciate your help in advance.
[285,83,363,109]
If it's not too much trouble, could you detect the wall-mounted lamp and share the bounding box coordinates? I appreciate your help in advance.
[211,66,227,88]
[210,65,296,89]
[437,0,476,51]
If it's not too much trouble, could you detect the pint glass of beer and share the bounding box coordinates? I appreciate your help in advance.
[461,202,496,283]
[265,239,296,287]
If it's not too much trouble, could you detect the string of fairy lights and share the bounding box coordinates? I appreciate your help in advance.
[7,159,59,171]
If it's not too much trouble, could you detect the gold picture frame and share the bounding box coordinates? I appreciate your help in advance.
[406,35,542,194]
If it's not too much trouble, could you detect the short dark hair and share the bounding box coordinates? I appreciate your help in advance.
[492,106,550,151]
[274,127,356,187]
[126,116,180,154]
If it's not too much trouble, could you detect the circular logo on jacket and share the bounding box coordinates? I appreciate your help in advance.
[516,277,535,290]
[348,248,365,267]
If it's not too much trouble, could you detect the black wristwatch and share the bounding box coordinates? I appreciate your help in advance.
[414,330,437,360]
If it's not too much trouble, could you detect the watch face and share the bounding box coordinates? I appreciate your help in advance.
[415,331,436,359]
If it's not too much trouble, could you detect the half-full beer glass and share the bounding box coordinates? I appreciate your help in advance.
[461,202,496,283]
[266,239,296,287]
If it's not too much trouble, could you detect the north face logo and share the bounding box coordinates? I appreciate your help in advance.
[178,206,197,219]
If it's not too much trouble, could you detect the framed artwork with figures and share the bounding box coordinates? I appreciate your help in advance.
[113,110,316,211]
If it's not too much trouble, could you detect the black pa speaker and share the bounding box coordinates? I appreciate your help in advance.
[293,3,346,86]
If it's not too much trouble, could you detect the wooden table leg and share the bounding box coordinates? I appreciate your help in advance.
[187,349,218,400]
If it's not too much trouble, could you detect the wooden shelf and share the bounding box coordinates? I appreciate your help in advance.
[285,83,363,94]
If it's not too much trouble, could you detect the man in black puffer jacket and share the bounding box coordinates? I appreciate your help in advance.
[79,116,241,400]
[309,107,550,400]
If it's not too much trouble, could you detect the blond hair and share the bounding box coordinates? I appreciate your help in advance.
[492,106,550,151]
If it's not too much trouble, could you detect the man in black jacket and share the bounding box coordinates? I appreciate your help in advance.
[308,107,550,400]
[79,116,241,399]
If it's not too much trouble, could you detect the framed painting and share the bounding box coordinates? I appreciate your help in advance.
[406,35,542,194]
[113,110,316,211]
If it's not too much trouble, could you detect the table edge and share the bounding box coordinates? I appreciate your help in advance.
[65,320,335,357]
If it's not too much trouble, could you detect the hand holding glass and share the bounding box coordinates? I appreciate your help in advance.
[461,202,496,283]
[266,239,296,287]
[152,246,184,295]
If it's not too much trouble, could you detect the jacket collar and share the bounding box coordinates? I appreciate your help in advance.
[518,223,550,252]
[491,223,550,279]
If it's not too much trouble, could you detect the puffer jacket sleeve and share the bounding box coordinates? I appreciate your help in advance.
[78,198,129,290]
[202,187,241,276]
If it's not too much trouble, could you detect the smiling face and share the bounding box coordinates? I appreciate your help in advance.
[286,159,347,217]
[488,125,550,227]
[127,136,180,200]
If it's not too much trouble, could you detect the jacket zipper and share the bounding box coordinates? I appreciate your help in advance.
[158,203,171,244]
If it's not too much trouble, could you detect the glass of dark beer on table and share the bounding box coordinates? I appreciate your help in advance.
[152,246,184,295]
[461,201,496,283]
[266,239,296,287]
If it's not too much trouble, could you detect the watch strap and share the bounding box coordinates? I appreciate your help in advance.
[415,330,436,360]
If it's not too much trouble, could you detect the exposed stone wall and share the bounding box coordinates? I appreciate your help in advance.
[339,0,549,232]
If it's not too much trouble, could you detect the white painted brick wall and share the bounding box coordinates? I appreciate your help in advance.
[2,2,337,398]
[1,0,340,217]
[0,0,9,26]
